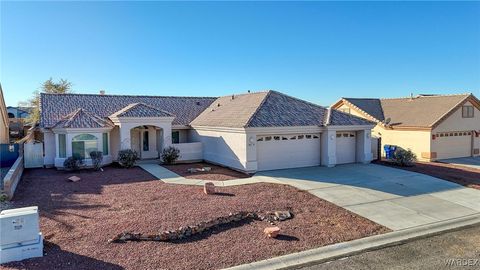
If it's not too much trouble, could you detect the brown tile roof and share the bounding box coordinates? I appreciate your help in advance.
[191,90,374,128]
[342,94,476,128]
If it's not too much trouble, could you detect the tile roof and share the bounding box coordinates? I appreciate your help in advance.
[110,103,174,118]
[53,108,114,129]
[191,90,374,128]
[341,94,475,127]
[41,93,215,128]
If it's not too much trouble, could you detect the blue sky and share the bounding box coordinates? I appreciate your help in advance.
[1,1,479,106]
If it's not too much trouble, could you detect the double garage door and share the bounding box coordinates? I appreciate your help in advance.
[434,131,472,159]
[256,132,358,171]
[257,134,321,171]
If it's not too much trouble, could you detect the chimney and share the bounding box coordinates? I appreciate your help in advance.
[99,90,105,95]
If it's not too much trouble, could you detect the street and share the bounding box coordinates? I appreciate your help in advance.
[299,225,480,270]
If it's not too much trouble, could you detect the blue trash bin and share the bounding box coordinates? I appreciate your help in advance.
[384,145,391,159]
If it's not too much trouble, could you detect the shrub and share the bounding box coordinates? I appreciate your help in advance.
[118,149,139,168]
[393,148,417,167]
[161,146,181,165]
[89,151,103,171]
[63,156,83,171]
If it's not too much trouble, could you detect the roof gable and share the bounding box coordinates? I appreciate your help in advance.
[341,98,384,122]
[110,103,174,118]
[53,108,114,129]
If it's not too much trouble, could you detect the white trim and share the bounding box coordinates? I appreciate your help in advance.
[52,127,113,133]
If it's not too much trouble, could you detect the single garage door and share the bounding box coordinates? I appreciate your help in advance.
[336,132,356,164]
[434,131,472,159]
[257,134,321,171]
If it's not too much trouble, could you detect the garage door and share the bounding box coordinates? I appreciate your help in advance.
[336,132,356,164]
[257,134,321,171]
[435,131,472,159]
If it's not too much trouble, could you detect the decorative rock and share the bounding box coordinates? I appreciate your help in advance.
[264,227,280,238]
[275,211,292,221]
[204,182,216,195]
[67,176,81,182]
[187,168,197,173]
[203,167,212,172]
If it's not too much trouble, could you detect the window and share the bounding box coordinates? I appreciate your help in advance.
[58,134,66,158]
[172,131,180,144]
[306,135,312,139]
[72,134,97,160]
[290,136,296,140]
[274,136,280,140]
[143,131,149,151]
[462,106,474,118]
[102,133,109,155]
[298,135,304,139]
[265,136,272,141]
[257,137,263,142]
[336,133,342,138]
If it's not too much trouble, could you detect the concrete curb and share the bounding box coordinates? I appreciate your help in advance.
[224,213,480,270]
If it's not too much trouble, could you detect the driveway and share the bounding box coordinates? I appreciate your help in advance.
[439,156,480,170]
[256,164,480,231]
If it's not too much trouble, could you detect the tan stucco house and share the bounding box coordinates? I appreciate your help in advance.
[332,93,480,161]
[0,84,9,144]
[40,90,375,172]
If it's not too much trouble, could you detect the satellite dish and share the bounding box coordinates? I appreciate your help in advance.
[384,118,391,125]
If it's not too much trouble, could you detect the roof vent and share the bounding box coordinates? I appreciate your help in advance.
[196,101,201,105]
[247,90,251,93]
[231,94,235,100]
[99,90,105,95]
[217,103,221,107]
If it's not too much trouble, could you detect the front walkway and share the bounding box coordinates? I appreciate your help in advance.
[139,163,480,231]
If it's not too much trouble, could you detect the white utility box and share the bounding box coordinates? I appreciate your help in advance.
[0,206,43,264]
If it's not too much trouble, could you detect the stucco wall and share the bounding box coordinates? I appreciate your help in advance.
[43,131,56,166]
[434,102,480,132]
[172,129,189,143]
[190,128,248,171]
[373,126,432,161]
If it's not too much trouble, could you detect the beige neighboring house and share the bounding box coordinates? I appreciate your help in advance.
[0,84,9,143]
[332,93,480,161]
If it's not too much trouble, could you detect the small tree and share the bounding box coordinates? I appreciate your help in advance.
[161,146,180,165]
[89,151,103,171]
[118,149,139,168]
[25,78,73,125]
[63,156,83,171]
[393,148,417,167]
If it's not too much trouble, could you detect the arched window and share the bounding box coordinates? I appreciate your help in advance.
[72,134,98,159]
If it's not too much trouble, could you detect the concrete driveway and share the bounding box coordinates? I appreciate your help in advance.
[439,156,480,170]
[256,164,480,231]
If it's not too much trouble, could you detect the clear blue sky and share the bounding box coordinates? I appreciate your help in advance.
[1,1,479,107]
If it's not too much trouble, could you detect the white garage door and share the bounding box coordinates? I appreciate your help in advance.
[336,132,356,164]
[257,134,321,171]
[435,131,472,159]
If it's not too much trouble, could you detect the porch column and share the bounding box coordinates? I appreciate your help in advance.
[162,124,172,148]
[119,125,132,150]
[356,129,373,164]
[321,130,336,167]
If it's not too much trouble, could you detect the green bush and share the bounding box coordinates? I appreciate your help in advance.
[89,151,103,171]
[118,149,139,168]
[393,148,417,167]
[63,156,83,171]
[161,146,181,165]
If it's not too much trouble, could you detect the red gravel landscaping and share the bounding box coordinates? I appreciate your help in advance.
[2,166,389,270]
[163,162,251,181]
[375,160,480,190]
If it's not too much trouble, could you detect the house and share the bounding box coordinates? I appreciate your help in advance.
[7,106,32,139]
[332,93,480,161]
[0,84,9,144]
[40,90,375,172]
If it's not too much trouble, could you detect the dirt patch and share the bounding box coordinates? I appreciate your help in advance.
[2,166,389,270]
[163,162,251,181]
[375,160,480,190]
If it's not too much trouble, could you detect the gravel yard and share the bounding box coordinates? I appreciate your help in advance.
[163,162,251,181]
[2,166,389,270]
[375,160,480,190]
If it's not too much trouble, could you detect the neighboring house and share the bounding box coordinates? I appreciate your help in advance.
[7,106,32,140]
[332,93,480,161]
[40,90,375,172]
[0,84,9,144]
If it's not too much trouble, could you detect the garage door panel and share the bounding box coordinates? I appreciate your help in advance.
[336,132,356,164]
[257,134,321,171]
[435,131,472,159]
